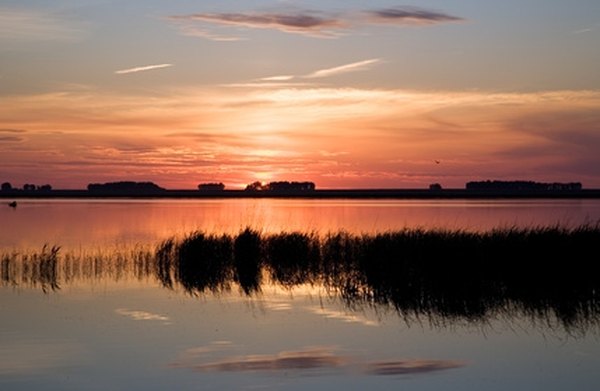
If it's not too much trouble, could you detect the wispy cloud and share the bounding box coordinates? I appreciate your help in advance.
[259,75,295,82]
[320,150,349,158]
[173,24,245,41]
[168,6,463,39]
[0,7,83,42]
[169,11,344,38]
[366,6,465,25]
[115,64,173,75]
[223,82,312,89]
[570,24,598,35]
[0,136,24,142]
[0,128,27,133]
[305,58,381,79]
[250,58,381,86]
[0,128,26,142]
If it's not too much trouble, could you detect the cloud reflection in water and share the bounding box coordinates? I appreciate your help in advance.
[115,308,171,325]
[306,306,379,327]
[366,359,466,376]
[172,344,465,377]
[193,347,346,373]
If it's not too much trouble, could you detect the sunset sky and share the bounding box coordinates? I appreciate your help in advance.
[1,0,600,189]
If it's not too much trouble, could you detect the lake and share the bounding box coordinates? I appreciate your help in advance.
[2,198,600,248]
[1,199,600,390]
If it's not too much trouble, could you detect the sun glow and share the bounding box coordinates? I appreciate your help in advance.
[1,87,599,189]
[254,173,271,182]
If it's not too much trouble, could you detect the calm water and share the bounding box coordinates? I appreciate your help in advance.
[1,199,600,390]
[2,198,600,248]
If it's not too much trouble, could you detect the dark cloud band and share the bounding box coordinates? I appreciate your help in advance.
[169,6,464,39]
[196,12,340,29]
[0,128,27,133]
[367,6,465,24]
[170,11,343,37]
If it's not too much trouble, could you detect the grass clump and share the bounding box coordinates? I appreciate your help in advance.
[3,224,600,331]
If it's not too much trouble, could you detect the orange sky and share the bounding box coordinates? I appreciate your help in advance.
[2,87,600,189]
[2,1,600,189]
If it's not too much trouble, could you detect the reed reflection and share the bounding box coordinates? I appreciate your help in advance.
[1,245,155,291]
[2,226,599,332]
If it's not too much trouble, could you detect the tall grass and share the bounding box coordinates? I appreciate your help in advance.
[155,224,600,330]
[1,245,60,293]
[2,225,600,330]
[1,245,154,291]
[233,228,262,294]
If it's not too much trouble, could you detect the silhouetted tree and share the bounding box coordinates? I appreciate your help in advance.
[198,183,225,191]
[266,181,316,192]
[244,181,264,192]
[1,182,12,191]
[87,181,165,194]
[466,180,582,191]
[244,181,316,192]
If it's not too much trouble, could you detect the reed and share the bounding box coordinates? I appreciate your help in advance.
[265,231,321,286]
[1,245,61,292]
[233,228,262,294]
[2,225,599,330]
[152,225,600,329]
[1,245,155,290]
[174,231,234,293]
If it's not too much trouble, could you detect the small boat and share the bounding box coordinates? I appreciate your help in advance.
[8,201,17,208]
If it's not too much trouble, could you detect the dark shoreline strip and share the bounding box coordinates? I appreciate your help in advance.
[3,189,600,199]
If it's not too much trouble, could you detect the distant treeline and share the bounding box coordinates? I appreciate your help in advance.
[466,180,582,191]
[245,181,316,192]
[198,183,225,191]
[1,182,52,192]
[2,179,591,196]
[87,181,165,194]
[197,181,316,192]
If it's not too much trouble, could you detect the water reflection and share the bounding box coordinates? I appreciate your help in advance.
[3,227,599,333]
[170,344,466,376]
[3,199,599,249]
[1,245,61,293]
[1,245,154,291]
[365,360,465,376]
[115,308,172,325]
[188,346,346,373]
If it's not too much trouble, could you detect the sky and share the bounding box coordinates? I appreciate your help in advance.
[1,0,600,189]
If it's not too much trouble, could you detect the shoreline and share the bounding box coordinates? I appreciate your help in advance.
[2,188,600,199]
